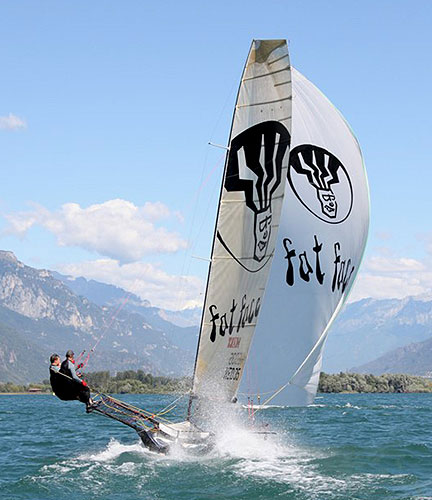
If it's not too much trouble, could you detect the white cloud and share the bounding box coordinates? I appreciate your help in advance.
[349,253,432,302]
[366,256,425,273]
[59,258,204,310]
[0,113,27,130]
[4,199,187,262]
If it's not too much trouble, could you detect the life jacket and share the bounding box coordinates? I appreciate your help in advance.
[49,366,62,395]
[60,358,73,378]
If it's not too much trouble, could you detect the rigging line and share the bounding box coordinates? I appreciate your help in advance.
[172,75,236,312]
[92,401,153,431]
[186,153,226,211]
[94,395,155,429]
[172,152,215,311]
[184,157,224,269]
[173,153,225,311]
[208,77,238,145]
[255,298,346,411]
[171,142,222,312]
[92,293,132,352]
[78,293,132,373]
[157,393,187,415]
[98,393,180,426]
[95,396,153,430]
[237,388,278,397]
[156,404,178,417]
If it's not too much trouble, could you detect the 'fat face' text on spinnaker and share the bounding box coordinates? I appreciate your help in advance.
[283,235,355,293]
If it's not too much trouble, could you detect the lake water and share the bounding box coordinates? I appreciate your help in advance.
[0,393,431,499]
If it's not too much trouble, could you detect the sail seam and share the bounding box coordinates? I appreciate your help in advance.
[242,67,290,81]
[212,256,270,261]
[202,322,257,327]
[268,54,290,65]
[225,141,289,149]
[220,193,285,203]
[237,96,292,108]
[274,80,291,87]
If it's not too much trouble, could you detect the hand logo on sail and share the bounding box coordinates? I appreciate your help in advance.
[288,145,353,224]
[217,120,290,271]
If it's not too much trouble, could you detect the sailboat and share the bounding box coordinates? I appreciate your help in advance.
[90,38,369,454]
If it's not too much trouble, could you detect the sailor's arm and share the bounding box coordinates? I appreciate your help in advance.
[68,360,83,383]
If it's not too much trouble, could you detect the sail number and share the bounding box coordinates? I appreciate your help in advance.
[222,352,244,381]
[223,367,241,381]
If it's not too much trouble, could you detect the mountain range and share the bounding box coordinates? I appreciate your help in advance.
[0,250,431,384]
[0,251,198,383]
[350,336,432,376]
[323,296,432,375]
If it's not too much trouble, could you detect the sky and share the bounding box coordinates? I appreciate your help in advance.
[0,0,431,310]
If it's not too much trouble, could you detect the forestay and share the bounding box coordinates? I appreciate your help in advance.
[191,40,292,405]
[241,68,370,406]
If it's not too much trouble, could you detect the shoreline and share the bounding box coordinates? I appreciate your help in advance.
[1,391,432,396]
[0,392,51,395]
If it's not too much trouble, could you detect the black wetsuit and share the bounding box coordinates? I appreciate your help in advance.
[49,366,65,398]
[50,359,91,404]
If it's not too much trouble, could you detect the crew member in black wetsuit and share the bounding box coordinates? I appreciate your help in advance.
[60,350,93,409]
[49,353,63,397]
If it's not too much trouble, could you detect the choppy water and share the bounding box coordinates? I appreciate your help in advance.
[0,393,431,499]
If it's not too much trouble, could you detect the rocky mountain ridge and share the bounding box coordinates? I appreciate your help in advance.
[351,336,432,376]
[0,251,195,383]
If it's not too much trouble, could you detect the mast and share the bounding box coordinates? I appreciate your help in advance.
[188,40,292,416]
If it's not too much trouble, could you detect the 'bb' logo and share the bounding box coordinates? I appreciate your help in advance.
[217,121,290,272]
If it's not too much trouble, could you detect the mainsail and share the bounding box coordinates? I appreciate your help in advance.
[241,67,370,406]
[190,40,292,406]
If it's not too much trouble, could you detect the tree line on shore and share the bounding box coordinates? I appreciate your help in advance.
[318,372,432,393]
[1,370,432,394]
[0,370,191,394]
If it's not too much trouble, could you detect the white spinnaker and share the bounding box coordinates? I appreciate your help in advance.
[191,40,292,404]
[241,67,370,406]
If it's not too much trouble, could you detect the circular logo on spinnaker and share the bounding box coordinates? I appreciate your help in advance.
[217,120,290,273]
[288,144,353,224]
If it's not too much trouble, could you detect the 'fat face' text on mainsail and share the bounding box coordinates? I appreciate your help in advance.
[208,295,261,342]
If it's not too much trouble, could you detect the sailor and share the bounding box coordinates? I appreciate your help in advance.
[48,350,94,411]
[49,353,63,397]
[50,353,61,372]
[59,350,93,410]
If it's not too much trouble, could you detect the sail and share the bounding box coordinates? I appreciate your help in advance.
[191,40,292,404]
[241,67,370,406]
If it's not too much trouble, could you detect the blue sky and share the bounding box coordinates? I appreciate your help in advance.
[1,0,431,308]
